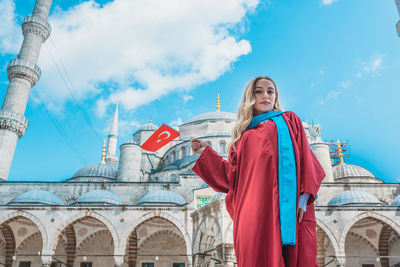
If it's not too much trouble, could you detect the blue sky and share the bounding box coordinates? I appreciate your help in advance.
[0,0,399,182]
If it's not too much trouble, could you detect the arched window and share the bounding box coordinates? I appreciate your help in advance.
[172,151,176,162]
[219,141,226,155]
[181,146,186,158]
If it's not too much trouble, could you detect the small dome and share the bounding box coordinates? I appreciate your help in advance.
[9,190,63,205]
[138,190,186,205]
[328,190,383,206]
[185,111,236,124]
[75,190,124,205]
[137,122,158,132]
[391,196,400,206]
[333,164,375,180]
[70,163,117,180]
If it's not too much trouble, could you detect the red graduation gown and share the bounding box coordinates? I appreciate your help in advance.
[192,112,325,267]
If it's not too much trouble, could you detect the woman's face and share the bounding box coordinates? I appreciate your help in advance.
[253,79,276,115]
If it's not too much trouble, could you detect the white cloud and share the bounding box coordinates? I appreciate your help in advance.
[14,0,259,116]
[339,81,351,88]
[0,0,21,55]
[356,54,385,78]
[169,117,183,127]
[183,95,194,103]
[118,118,141,138]
[321,0,338,5]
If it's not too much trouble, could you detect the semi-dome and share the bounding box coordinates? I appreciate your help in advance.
[328,190,383,206]
[75,190,124,205]
[333,164,375,180]
[138,190,186,205]
[162,155,200,171]
[391,196,400,206]
[185,111,236,124]
[9,190,63,205]
[70,163,117,180]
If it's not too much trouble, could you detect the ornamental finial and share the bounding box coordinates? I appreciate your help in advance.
[101,139,106,164]
[336,139,345,165]
[150,116,153,124]
[216,93,220,112]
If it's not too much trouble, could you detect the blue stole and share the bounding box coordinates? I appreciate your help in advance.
[246,111,297,245]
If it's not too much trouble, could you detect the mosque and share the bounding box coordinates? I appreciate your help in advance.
[0,0,400,267]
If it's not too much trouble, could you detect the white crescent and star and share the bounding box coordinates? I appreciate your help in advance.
[156,131,171,143]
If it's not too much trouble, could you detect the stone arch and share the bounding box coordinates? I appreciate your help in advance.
[76,229,112,253]
[0,211,48,249]
[16,231,41,252]
[223,220,233,243]
[346,231,378,254]
[49,211,119,254]
[120,211,192,264]
[339,212,400,254]
[315,218,340,256]
[140,229,185,249]
[193,215,221,254]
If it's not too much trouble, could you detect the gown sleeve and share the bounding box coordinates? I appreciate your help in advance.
[192,145,237,193]
[284,112,326,204]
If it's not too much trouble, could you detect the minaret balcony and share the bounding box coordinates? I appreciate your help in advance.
[22,15,51,42]
[0,110,28,138]
[7,59,41,86]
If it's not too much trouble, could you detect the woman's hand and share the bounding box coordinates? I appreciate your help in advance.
[191,139,208,155]
[298,209,304,223]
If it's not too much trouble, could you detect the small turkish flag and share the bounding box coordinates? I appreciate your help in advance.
[140,124,180,152]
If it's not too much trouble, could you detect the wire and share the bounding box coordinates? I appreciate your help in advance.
[31,88,87,165]
[45,37,103,144]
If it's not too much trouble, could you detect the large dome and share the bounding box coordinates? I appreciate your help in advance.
[328,190,383,206]
[332,164,380,182]
[75,190,124,205]
[70,163,117,180]
[138,190,186,205]
[9,190,63,205]
[185,111,236,124]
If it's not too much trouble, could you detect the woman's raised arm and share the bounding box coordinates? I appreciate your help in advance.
[191,139,237,193]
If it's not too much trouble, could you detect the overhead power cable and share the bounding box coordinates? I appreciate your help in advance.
[45,37,103,144]
[31,88,87,166]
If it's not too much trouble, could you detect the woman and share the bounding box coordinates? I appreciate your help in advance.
[191,76,325,267]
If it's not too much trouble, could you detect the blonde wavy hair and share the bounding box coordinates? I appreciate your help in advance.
[229,76,283,152]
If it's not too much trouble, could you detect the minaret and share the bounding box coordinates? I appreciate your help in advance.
[0,0,53,181]
[216,93,221,112]
[105,101,118,166]
[396,0,400,36]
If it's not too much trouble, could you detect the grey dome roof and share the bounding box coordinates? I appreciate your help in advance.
[138,190,186,205]
[391,196,400,206]
[9,190,63,205]
[185,111,236,124]
[137,122,158,131]
[75,190,124,205]
[333,164,375,180]
[328,190,383,206]
[71,163,117,180]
